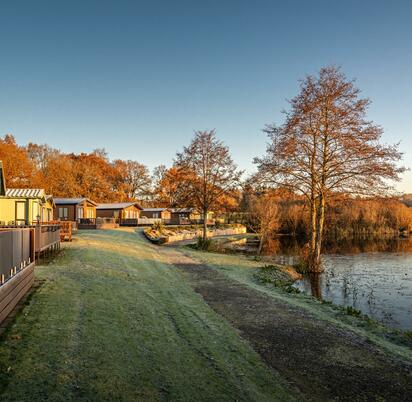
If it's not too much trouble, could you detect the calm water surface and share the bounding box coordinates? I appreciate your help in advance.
[228,236,412,330]
[295,253,412,330]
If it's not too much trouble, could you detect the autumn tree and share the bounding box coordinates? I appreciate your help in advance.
[255,66,405,272]
[214,190,241,216]
[248,192,280,254]
[175,130,242,240]
[119,160,152,202]
[0,134,38,187]
[70,151,117,201]
[27,142,59,172]
[41,154,79,197]
[153,166,193,207]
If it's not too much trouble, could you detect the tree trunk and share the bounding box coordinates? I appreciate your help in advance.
[258,234,265,255]
[202,208,208,241]
[308,197,318,271]
[312,193,326,272]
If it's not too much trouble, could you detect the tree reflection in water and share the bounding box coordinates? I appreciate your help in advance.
[224,234,412,329]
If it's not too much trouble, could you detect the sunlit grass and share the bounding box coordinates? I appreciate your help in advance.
[0,229,294,402]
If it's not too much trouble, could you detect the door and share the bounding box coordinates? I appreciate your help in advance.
[114,210,120,223]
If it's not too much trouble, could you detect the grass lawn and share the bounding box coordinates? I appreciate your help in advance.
[0,229,295,402]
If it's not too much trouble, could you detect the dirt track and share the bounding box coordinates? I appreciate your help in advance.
[165,249,412,402]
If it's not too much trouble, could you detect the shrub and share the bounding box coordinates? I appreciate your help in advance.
[152,220,164,232]
[254,265,294,287]
[195,236,212,250]
[345,306,362,317]
[293,243,311,273]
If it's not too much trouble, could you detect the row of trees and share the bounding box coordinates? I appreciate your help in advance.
[0,133,241,214]
[242,189,412,240]
[0,66,407,271]
[0,136,153,202]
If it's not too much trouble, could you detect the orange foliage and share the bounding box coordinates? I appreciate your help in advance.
[0,135,151,203]
[0,135,40,187]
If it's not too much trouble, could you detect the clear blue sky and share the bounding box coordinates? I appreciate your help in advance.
[0,0,411,191]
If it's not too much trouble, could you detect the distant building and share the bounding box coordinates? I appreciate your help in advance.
[0,161,55,225]
[169,208,214,225]
[0,188,54,226]
[54,198,97,228]
[140,208,172,221]
[96,202,142,226]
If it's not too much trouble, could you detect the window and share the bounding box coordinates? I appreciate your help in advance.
[153,212,159,219]
[15,201,26,223]
[86,208,94,218]
[59,207,68,219]
[32,202,40,223]
[77,207,84,219]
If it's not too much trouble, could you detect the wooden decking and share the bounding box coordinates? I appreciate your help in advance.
[0,261,35,325]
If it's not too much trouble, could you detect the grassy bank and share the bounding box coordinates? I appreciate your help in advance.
[0,229,295,402]
[179,246,412,362]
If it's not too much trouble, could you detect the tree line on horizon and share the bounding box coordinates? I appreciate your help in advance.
[1,66,409,271]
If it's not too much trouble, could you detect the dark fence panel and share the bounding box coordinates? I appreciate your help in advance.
[0,231,13,278]
[78,218,97,229]
[0,228,34,283]
[120,218,138,226]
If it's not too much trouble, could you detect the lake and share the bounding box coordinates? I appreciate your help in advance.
[225,235,412,330]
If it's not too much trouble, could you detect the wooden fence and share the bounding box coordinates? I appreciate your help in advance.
[0,227,35,325]
[137,217,163,226]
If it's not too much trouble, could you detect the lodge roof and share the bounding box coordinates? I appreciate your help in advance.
[97,202,142,210]
[170,208,195,213]
[142,208,170,212]
[5,188,46,198]
[54,198,97,206]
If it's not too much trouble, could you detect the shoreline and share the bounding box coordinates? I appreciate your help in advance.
[177,244,412,361]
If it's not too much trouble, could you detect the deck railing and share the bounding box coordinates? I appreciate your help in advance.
[96,217,116,224]
[120,218,138,226]
[137,217,163,226]
[96,217,118,229]
[34,224,61,253]
[78,218,97,229]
